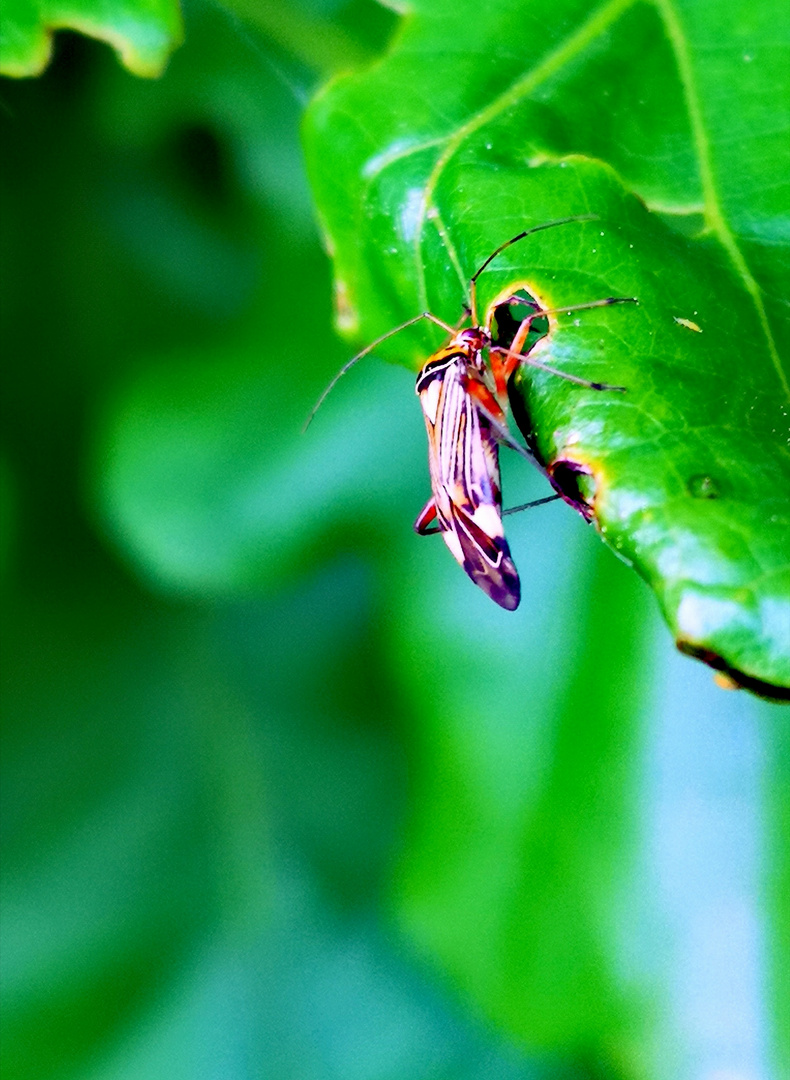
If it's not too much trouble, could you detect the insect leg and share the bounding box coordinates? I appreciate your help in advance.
[490,297,636,391]
[464,375,535,461]
[456,357,544,463]
[464,375,506,425]
[502,494,561,516]
[506,296,638,361]
[414,497,441,534]
[305,311,457,429]
[489,421,536,461]
[467,215,598,323]
[491,344,627,392]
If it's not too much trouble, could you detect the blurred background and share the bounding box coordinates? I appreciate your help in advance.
[1,1,788,1078]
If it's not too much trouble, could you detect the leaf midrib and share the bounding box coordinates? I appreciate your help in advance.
[653,0,789,400]
[363,0,789,401]
[411,0,636,308]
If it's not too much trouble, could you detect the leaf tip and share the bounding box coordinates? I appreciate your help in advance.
[676,639,790,703]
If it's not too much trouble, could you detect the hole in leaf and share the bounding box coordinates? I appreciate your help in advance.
[548,460,597,520]
[491,289,549,353]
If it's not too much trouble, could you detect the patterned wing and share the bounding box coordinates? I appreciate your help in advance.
[416,354,520,610]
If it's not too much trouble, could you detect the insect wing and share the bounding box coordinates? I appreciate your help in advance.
[416,355,520,610]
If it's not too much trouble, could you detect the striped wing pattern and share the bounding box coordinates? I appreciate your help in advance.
[416,354,521,610]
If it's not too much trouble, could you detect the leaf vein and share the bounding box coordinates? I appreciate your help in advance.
[652,0,790,400]
[411,0,638,309]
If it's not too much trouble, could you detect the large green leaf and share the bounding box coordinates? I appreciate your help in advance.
[0,0,182,77]
[303,0,790,698]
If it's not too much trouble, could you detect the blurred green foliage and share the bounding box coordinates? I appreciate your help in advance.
[1,2,789,1080]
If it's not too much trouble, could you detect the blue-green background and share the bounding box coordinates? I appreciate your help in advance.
[1,2,788,1077]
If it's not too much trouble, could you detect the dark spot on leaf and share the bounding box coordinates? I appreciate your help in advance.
[548,460,597,521]
[676,640,790,702]
[687,474,720,499]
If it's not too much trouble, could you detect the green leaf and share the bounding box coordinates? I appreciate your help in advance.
[0,0,182,77]
[303,0,790,698]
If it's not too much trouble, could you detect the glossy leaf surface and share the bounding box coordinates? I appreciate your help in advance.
[303,0,790,696]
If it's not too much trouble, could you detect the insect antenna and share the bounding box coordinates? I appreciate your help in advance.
[304,310,456,430]
[502,493,561,516]
[468,214,598,323]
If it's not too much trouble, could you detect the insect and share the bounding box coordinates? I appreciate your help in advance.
[307,216,636,609]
